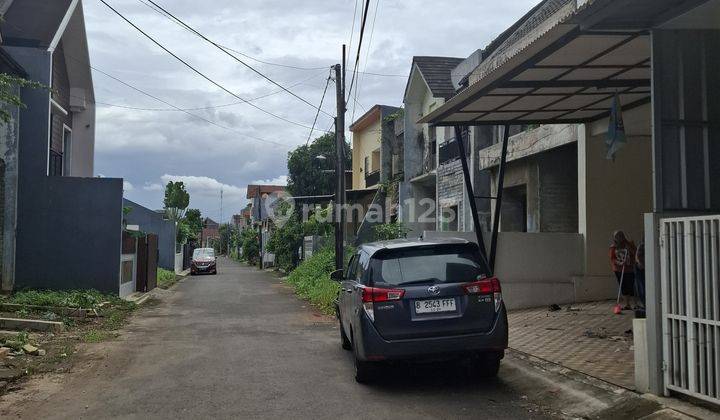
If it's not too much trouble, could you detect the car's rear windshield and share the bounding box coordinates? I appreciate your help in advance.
[193,248,215,258]
[368,244,488,287]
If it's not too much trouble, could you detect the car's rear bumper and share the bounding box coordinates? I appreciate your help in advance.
[355,305,508,361]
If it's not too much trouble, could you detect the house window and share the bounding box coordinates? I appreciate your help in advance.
[49,151,63,176]
[49,125,72,176]
[364,156,369,174]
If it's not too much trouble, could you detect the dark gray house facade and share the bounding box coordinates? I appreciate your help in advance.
[0,0,125,294]
[123,198,176,270]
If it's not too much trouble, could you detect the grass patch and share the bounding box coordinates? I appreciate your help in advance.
[4,289,116,309]
[285,247,339,315]
[157,268,178,289]
[82,329,111,343]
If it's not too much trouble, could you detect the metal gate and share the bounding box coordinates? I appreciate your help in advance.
[136,234,159,293]
[660,215,720,404]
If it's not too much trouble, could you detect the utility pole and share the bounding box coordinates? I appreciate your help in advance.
[257,185,262,269]
[333,45,347,271]
[220,187,224,254]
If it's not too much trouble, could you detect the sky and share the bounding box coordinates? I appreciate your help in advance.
[85,0,539,223]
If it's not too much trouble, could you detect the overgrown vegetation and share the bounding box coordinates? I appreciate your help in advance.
[240,228,260,264]
[285,247,339,315]
[6,290,113,309]
[383,107,404,123]
[157,268,177,289]
[373,221,410,241]
[266,205,333,272]
[286,133,351,198]
[0,73,45,124]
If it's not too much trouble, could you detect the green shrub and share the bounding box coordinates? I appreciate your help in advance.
[373,222,410,241]
[285,247,339,315]
[266,215,302,272]
[241,229,260,264]
[157,268,177,289]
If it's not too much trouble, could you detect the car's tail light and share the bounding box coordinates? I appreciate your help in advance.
[360,287,405,303]
[360,287,405,322]
[463,277,503,312]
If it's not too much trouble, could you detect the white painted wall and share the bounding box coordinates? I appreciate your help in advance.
[351,117,382,189]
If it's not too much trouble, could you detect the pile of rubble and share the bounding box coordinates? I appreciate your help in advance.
[0,331,49,392]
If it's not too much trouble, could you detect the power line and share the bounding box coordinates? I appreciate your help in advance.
[99,0,326,132]
[88,70,327,112]
[347,0,359,68]
[137,0,406,78]
[83,59,286,147]
[306,72,333,146]
[143,0,333,118]
[351,0,379,123]
[346,0,371,105]
[358,0,379,103]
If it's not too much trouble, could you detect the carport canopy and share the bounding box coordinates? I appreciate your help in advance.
[413,0,716,127]
[419,26,651,126]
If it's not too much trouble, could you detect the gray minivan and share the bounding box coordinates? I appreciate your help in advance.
[332,238,508,383]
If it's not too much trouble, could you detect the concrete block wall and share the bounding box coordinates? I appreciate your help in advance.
[437,158,464,231]
[537,144,578,233]
[422,230,613,310]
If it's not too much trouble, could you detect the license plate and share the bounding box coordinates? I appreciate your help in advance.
[415,298,456,314]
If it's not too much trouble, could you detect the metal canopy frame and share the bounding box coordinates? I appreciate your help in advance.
[422,28,652,128]
[432,28,654,276]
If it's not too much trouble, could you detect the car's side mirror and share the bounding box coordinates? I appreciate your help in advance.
[330,269,344,281]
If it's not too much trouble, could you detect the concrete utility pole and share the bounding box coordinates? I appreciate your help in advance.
[257,185,262,269]
[333,46,347,271]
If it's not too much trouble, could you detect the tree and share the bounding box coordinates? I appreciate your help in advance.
[163,181,190,221]
[176,219,192,244]
[286,133,351,198]
[0,74,44,124]
[185,208,203,240]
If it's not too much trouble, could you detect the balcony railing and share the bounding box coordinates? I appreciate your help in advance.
[365,170,380,187]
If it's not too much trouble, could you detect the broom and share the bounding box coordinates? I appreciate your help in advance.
[613,249,627,314]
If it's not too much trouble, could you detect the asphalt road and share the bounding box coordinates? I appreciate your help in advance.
[4,258,553,419]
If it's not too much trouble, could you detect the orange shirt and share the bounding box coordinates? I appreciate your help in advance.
[609,242,636,273]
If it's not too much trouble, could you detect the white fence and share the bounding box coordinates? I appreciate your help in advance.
[660,215,720,405]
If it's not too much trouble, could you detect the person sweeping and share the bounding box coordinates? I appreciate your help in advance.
[609,230,637,311]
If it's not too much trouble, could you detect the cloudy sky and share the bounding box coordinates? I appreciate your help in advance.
[85,0,538,222]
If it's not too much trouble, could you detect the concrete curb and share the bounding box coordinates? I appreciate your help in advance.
[505,349,716,419]
[0,317,64,332]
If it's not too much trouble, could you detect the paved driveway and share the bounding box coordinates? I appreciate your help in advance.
[2,258,551,419]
